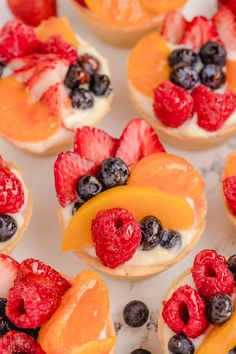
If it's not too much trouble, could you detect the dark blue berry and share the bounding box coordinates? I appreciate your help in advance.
[227,254,236,276]
[169,49,198,68]
[98,158,129,189]
[78,54,100,74]
[70,88,94,109]
[229,346,236,354]
[76,175,103,201]
[160,229,182,249]
[130,350,152,354]
[207,294,233,325]
[89,74,111,96]
[139,216,163,250]
[0,215,17,242]
[199,64,225,89]
[72,200,84,215]
[0,299,15,337]
[123,301,149,328]
[64,64,89,89]
[170,66,199,90]
[199,41,227,66]
[168,334,194,354]
[0,299,6,316]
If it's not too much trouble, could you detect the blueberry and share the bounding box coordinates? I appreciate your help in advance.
[0,215,17,242]
[139,216,163,250]
[159,229,182,249]
[69,88,94,109]
[78,54,100,74]
[199,41,227,66]
[123,301,149,328]
[229,346,236,353]
[89,74,111,96]
[199,64,225,89]
[72,200,84,215]
[168,49,198,68]
[0,299,15,337]
[76,175,103,202]
[130,350,152,354]
[227,254,236,276]
[0,299,6,316]
[168,334,194,354]
[170,66,199,90]
[207,294,233,325]
[64,64,89,89]
[98,158,129,189]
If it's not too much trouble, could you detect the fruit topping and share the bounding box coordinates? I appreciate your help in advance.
[140,0,187,14]
[226,59,236,94]
[139,216,163,250]
[199,41,227,66]
[159,229,182,249]
[92,208,142,268]
[191,250,235,298]
[0,62,4,77]
[170,66,199,90]
[229,347,236,354]
[41,35,78,64]
[40,83,72,117]
[0,215,17,243]
[0,255,20,298]
[206,294,233,325]
[78,54,100,74]
[161,11,187,44]
[199,64,226,89]
[69,88,94,109]
[123,300,149,328]
[227,254,236,276]
[0,298,16,337]
[223,176,236,215]
[89,74,111,96]
[64,63,89,89]
[72,200,84,215]
[0,330,40,353]
[224,152,236,177]
[168,334,194,354]
[130,350,151,354]
[168,49,198,68]
[98,158,130,189]
[213,6,236,51]
[76,175,103,202]
[162,285,208,338]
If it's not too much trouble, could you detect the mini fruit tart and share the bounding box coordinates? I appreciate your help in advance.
[222,151,236,230]
[54,118,207,280]
[159,249,236,354]
[71,0,187,48]
[0,254,116,353]
[0,17,112,155]
[128,7,236,150]
[0,155,32,254]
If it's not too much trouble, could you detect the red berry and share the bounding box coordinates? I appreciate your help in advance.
[115,118,165,168]
[0,254,20,298]
[75,0,87,6]
[192,85,236,132]
[41,35,78,64]
[213,6,236,51]
[191,249,235,298]
[92,208,142,269]
[162,285,208,338]
[161,11,187,44]
[218,0,236,16]
[223,176,236,215]
[0,331,38,353]
[153,81,193,128]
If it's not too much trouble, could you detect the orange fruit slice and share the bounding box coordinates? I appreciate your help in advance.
[62,186,194,251]
[0,77,61,142]
[226,59,236,94]
[140,0,187,14]
[224,151,236,177]
[69,338,116,354]
[128,32,170,97]
[128,153,205,200]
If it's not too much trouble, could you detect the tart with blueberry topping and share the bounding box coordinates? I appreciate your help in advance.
[128,7,236,150]
[222,151,236,230]
[0,17,112,155]
[53,118,207,280]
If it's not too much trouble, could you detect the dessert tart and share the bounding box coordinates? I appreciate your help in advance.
[0,155,32,254]
[159,249,236,354]
[71,0,187,48]
[0,254,116,353]
[128,7,236,150]
[0,17,112,155]
[54,118,207,280]
[222,151,236,230]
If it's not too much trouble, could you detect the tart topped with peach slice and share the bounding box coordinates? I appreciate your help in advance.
[222,151,236,230]
[54,118,207,280]
[0,17,112,155]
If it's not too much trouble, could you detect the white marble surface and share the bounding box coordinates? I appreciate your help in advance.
[0,0,235,353]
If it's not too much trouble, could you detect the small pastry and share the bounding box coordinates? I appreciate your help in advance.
[0,17,112,155]
[222,150,236,230]
[0,254,116,353]
[159,249,236,354]
[128,7,236,150]
[71,0,187,48]
[54,118,207,280]
[0,155,32,254]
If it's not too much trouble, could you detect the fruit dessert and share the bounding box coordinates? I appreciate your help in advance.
[128,7,236,150]
[54,118,207,280]
[0,17,112,155]
[218,0,236,16]
[159,249,236,354]
[0,254,116,353]
[0,155,32,254]
[71,0,187,47]
[222,151,236,230]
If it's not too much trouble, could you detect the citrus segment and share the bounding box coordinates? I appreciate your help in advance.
[128,32,171,97]
[224,151,236,177]
[69,337,116,354]
[226,59,236,94]
[140,0,187,14]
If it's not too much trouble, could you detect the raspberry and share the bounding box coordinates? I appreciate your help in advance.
[15,258,71,297]
[153,81,193,128]
[162,285,208,338]
[192,85,236,131]
[0,331,37,353]
[191,249,235,298]
[6,281,60,329]
[92,208,142,269]
[41,35,78,64]
[223,176,236,215]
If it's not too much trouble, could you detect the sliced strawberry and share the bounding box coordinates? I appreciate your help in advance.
[74,126,118,165]
[40,35,78,64]
[14,64,38,83]
[223,176,236,215]
[161,11,187,44]
[115,119,165,168]
[41,83,72,117]
[54,151,96,207]
[213,6,236,51]
[0,254,20,298]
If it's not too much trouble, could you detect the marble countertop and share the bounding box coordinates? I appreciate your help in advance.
[1,0,235,352]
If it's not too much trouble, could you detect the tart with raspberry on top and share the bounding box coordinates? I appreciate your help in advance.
[71,0,187,47]
[0,254,116,354]
[0,17,112,155]
[159,249,236,354]
[222,151,236,230]
[128,7,236,150]
[54,118,207,280]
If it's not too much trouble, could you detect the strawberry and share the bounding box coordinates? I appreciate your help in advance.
[161,11,187,44]
[40,35,78,64]
[213,6,236,51]
[74,126,118,165]
[75,0,87,6]
[115,118,165,168]
[41,83,72,117]
[7,0,57,27]
[223,176,236,215]
[0,254,20,298]
[192,85,236,131]
[218,0,236,15]
[54,151,96,207]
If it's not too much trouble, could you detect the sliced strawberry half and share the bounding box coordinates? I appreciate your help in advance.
[41,83,72,117]
[161,11,187,44]
[0,254,20,298]
[40,35,78,64]
[223,176,236,215]
[212,6,236,51]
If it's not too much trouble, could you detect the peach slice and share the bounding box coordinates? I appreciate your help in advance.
[69,338,116,354]
[226,60,236,95]
[62,186,194,251]
[140,0,187,13]
[224,151,236,177]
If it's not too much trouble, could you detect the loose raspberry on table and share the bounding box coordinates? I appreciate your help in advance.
[223,176,236,216]
[41,35,78,64]
[0,330,38,353]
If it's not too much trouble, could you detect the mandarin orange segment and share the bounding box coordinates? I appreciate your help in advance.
[140,0,187,14]
[69,337,116,354]
[0,77,61,142]
[128,32,171,97]
[62,186,194,251]
[128,153,205,200]
[38,270,111,354]
[226,60,236,94]
[224,151,236,177]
